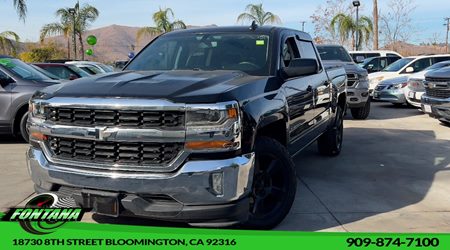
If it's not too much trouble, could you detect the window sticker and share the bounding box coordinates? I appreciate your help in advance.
[256,40,265,46]
[0,59,14,68]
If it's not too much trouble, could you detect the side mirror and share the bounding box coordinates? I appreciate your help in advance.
[282,58,318,79]
[355,56,365,63]
[405,67,414,73]
[0,76,13,88]
[69,74,78,80]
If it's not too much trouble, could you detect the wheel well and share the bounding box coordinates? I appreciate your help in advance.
[256,119,287,146]
[13,104,28,134]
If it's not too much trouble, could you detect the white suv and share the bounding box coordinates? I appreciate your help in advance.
[349,50,402,63]
[368,54,450,95]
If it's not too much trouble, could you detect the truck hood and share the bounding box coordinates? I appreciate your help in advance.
[322,60,368,76]
[40,70,268,103]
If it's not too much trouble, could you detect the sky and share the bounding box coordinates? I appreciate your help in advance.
[0,0,449,45]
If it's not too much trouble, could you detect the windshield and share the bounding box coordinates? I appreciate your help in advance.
[426,60,450,71]
[0,58,51,81]
[317,46,353,62]
[79,65,103,75]
[126,33,271,76]
[382,58,414,72]
[97,64,113,72]
[67,65,90,77]
[30,65,61,80]
[360,57,375,67]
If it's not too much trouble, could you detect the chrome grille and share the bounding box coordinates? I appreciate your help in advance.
[347,73,358,87]
[425,88,450,99]
[48,136,183,166]
[45,107,184,128]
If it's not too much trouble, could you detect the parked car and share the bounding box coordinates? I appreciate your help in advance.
[404,60,450,108]
[33,63,91,80]
[359,56,401,73]
[349,50,402,63]
[422,66,450,124]
[372,76,409,106]
[317,44,370,119]
[0,58,60,141]
[65,61,113,75]
[27,26,347,229]
[29,64,62,80]
[368,54,450,95]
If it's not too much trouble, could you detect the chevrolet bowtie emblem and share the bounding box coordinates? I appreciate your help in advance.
[96,127,118,141]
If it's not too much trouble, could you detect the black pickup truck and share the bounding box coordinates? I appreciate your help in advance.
[27,25,347,229]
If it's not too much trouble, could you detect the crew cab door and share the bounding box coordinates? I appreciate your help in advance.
[0,68,13,125]
[280,35,327,153]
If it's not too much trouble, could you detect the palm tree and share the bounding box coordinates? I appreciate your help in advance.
[0,31,20,56]
[331,13,373,50]
[373,0,379,50]
[13,0,27,21]
[73,2,99,60]
[137,8,186,44]
[236,3,281,26]
[40,1,99,60]
[40,23,71,59]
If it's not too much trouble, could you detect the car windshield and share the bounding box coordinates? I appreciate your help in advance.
[0,58,51,81]
[360,57,375,67]
[425,60,450,71]
[67,65,90,77]
[126,33,271,76]
[30,65,61,80]
[79,65,103,75]
[382,58,414,72]
[97,64,113,72]
[317,46,353,62]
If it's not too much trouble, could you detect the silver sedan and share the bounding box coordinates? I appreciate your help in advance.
[372,76,409,106]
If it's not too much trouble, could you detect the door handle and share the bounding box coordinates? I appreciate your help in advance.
[306,85,313,92]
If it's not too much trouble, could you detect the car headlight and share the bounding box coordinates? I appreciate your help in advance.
[185,101,241,152]
[29,100,46,119]
[390,82,407,89]
[358,74,368,82]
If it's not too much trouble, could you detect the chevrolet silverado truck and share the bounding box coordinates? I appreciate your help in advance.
[422,66,450,124]
[317,45,370,119]
[27,25,347,229]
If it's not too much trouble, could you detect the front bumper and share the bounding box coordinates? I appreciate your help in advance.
[347,88,369,108]
[404,88,424,108]
[421,95,450,122]
[27,147,255,223]
[373,88,406,104]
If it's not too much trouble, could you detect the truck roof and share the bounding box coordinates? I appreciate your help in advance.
[162,25,313,42]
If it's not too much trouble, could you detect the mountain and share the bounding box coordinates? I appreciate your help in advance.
[45,24,157,63]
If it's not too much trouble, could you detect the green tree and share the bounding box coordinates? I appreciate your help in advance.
[136,8,186,43]
[331,13,373,49]
[40,1,99,60]
[0,31,20,56]
[13,0,27,21]
[236,3,281,26]
[19,42,66,63]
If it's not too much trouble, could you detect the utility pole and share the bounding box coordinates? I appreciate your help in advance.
[353,1,361,51]
[69,8,77,60]
[300,21,306,32]
[445,17,450,54]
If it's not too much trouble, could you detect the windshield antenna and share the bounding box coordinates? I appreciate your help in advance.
[250,21,258,31]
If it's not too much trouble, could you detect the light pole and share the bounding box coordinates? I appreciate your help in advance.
[300,21,306,32]
[353,1,361,51]
[68,8,77,60]
[445,17,450,54]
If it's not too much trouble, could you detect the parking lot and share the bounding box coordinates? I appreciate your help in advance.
[1,102,449,232]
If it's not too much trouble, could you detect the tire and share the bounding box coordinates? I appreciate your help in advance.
[317,105,344,156]
[243,136,297,229]
[350,98,371,120]
[19,111,30,143]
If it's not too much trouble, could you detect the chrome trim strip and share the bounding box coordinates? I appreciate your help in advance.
[35,97,186,111]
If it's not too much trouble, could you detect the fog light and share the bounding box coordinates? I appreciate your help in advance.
[210,172,224,196]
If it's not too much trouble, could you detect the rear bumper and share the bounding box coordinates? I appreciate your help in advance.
[421,95,450,122]
[27,147,255,223]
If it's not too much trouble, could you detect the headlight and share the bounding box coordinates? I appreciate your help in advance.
[358,74,368,82]
[29,101,46,118]
[185,101,241,152]
[390,82,407,89]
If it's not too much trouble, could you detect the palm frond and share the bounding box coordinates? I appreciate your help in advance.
[13,0,27,21]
